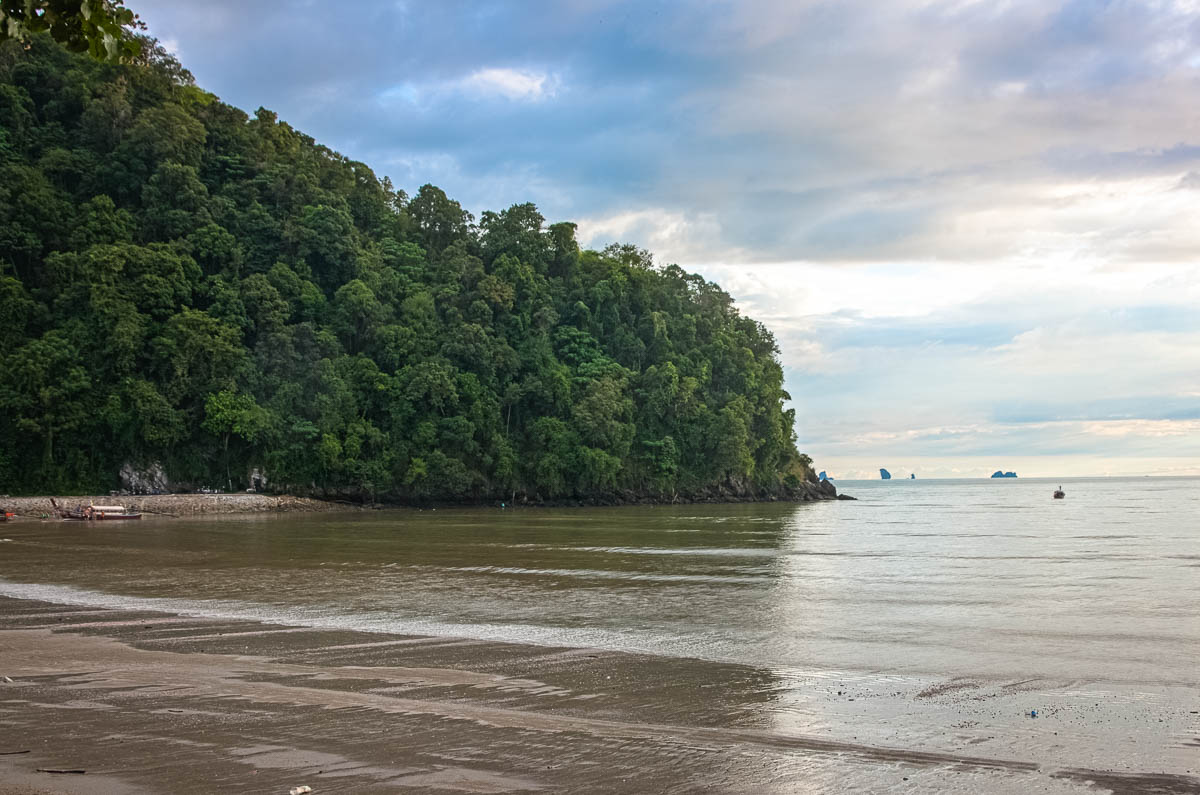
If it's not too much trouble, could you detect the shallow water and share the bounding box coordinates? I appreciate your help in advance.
[3,477,1197,684]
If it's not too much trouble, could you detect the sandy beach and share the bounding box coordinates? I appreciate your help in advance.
[1,594,1196,794]
[1,494,355,519]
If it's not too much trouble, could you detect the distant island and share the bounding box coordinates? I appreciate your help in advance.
[910,473,915,479]
[991,471,1018,478]
[819,471,830,481]
[880,469,892,480]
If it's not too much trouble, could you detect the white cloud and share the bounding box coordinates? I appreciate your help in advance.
[575,207,745,265]
[460,67,557,101]
[815,455,1200,480]
[377,67,560,115]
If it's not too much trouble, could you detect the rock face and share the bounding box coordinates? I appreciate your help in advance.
[991,471,1018,478]
[880,468,892,480]
[119,461,170,494]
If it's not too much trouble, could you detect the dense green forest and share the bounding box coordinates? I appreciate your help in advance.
[0,36,820,502]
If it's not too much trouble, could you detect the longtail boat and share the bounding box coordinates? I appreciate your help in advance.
[90,504,142,520]
[57,503,142,521]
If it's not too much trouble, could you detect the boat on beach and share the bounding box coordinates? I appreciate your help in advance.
[57,503,142,521]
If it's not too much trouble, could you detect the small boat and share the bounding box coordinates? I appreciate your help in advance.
[89,504,142,520]
[1053,487,1065,500]
[58,504,142,521]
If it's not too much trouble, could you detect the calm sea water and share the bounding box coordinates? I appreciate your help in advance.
[2,477,1197,686]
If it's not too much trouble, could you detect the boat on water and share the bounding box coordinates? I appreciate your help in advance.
[59,504,142,521]
[1053,487,1065,500]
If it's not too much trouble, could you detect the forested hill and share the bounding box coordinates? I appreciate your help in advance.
[0,36,822,503]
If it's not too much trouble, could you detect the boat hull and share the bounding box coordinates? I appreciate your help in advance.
[59,512,142,521]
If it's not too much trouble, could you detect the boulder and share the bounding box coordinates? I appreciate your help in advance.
[119,461,170,494]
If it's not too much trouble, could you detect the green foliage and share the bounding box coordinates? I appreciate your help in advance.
[0,34,811,500]
[0,1,144,63]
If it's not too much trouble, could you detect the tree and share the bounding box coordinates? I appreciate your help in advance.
[0,330,91,483]
[202,390,269,490]
[1,1,144,63]
[408,184,472,255]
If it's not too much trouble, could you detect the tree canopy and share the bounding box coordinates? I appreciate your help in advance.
[1,1,143,62]
[0,34,815,502]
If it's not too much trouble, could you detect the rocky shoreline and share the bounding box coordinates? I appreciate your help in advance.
[1,479,850,518]
[1,493,352,518]
[518,477,855,507]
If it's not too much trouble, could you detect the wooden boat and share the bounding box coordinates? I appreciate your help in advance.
[89,504,142,520]
[58,504,142,521]
[1053,487,1065,500]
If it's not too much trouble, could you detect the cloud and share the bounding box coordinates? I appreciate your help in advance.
[461,68,557,101]
[136,0,1200,265]
[1174,170,1200,189]
[381,67,560,108]
[699,258,1200,469]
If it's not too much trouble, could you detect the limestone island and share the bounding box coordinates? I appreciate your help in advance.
[991,471,1018,478]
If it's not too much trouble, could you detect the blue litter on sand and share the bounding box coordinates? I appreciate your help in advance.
[1030,710,1038,718]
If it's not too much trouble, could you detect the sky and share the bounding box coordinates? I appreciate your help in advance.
[138,0,1200,479]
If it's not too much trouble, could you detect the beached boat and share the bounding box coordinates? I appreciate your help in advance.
[1053,487,1065,499]
[58,504,142,520]
[91,505,142,520]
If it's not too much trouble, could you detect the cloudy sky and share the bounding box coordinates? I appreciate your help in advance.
[139,0,1200,479]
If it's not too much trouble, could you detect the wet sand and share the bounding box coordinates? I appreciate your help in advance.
[1,596,1196,794]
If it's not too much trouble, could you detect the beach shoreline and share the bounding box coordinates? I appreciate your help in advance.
[0,493,357,519]
[1,484,852,520]
[0,593,1195,794]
